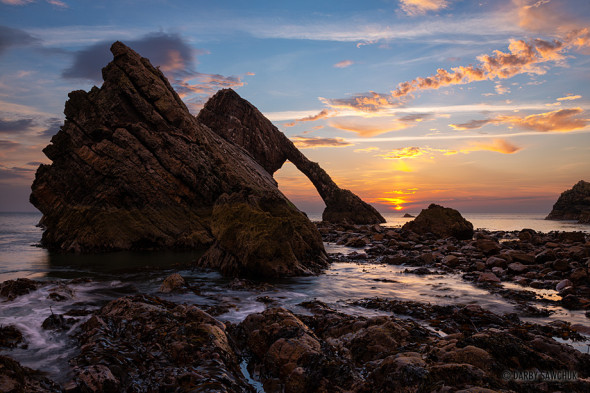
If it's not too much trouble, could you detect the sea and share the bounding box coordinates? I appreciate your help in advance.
[0,211,589,384]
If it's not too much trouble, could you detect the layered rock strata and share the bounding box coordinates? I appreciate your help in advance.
[197,89,385,225]
[30,42,327,277]
[546,180,590,224]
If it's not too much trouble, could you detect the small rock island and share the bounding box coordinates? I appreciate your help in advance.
[30,42,383,277]
[546,180,590,224]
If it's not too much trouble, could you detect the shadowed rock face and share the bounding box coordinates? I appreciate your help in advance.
[402,204,474,240]
[197,89,386,225]
[30,42,327,277]
[546,180,590,224]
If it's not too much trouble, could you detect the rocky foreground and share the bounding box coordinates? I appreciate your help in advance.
[1,220,589,393]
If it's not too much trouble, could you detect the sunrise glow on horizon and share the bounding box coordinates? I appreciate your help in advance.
[1,0,589,214]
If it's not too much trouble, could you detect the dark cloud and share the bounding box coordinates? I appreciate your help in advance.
[399,113,432,122]
[449,119,492,130]
[0,118,34,133]
[62,32,197,81]
[0,25,38,55]
[0,166,34,180]
[0,140,20,149]
[26,161,44,166]
[61,32,248,104]
[39,118,62,138]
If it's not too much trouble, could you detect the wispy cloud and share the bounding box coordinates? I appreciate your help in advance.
[319,92,395,113]
[0,118,34,133]
[461,139,522,154]
[556,94,582,101]
[1,0,68,6]
[242,13,521,44]
[1,0,33,4]
[0,26,39,55]
[400,0,449,16]
[46,0,67,7]
[353,146,380,153]
[284,109,335,127]
[290,135,352,148]
[450,108,589,132]
[378,139,521,161]
[328,116,416,137]
[333,59,354,68]
[264,102,574,122]
[514,0,589,35]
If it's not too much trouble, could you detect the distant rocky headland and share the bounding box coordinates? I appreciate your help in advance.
[29,42,384,277]
[546,180,590,224]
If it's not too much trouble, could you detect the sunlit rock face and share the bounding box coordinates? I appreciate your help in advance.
[198,89,386,225]
[546,180,590,224]
[30,41,327,277]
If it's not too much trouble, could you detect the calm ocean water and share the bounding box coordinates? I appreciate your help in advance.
[0,211,588,382]
[0,211,588,282]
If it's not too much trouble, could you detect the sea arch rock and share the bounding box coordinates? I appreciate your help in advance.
[197,89,386,225]
[30,41,328,277]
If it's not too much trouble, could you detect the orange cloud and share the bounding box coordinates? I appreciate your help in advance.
[284,109,335,127]
[502,108,588,132]
[400,0,449,16]
[328,116,412,137]
[319,92,395,112]
[450,108,589,132]
[334,60,354,68]
[461,139,522,154]
[379,139,520,160]
[392,37,567,99]
[353,146,380,153]
[556,94,582,101]
[379,146,425,160]
[290,136,352,149]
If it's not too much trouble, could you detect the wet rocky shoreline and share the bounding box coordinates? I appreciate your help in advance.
[1,222,589,392]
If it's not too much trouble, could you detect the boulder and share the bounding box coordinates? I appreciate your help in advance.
[158,273,186,293]
[0,278,42,300]
[30,41,328,277]
[0,325,23,349]
[546,180,590,224]
[402,204,474,240]
[475,238,501,255]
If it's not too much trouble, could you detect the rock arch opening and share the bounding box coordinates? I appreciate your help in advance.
[197,89,385,224]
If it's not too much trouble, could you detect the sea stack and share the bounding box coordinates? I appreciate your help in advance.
[30,41,331,277]
[546,180,590,224]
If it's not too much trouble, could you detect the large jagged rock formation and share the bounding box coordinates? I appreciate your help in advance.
[197,89,386,225]
[30,42,328,277]
[546,180,590,224]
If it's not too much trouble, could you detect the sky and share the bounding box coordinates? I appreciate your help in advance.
[0,0,589,214]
